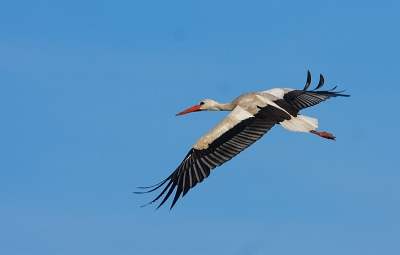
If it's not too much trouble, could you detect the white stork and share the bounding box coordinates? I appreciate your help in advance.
[136,71,350,209]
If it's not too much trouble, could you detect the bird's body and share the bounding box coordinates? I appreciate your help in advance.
[136,71,349,209]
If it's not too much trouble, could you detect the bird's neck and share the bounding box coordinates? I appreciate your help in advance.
[216,102,236,111]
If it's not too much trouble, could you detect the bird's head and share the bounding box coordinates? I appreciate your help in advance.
[176,99,221,116]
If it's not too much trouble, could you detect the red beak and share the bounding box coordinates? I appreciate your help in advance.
[176,105,201,116]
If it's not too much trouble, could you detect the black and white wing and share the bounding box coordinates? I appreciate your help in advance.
[274,71,350,116]
[135,105,288,210]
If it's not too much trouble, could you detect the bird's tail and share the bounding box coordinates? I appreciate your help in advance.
[280,115,318,132]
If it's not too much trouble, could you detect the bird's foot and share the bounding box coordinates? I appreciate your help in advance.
[310,130,336,140]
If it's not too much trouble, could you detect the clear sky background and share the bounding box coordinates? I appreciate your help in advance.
[1,1,399,254]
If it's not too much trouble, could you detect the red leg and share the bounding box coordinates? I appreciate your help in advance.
[310,130,336,140]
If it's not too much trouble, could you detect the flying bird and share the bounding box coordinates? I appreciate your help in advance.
[136,71,349,209]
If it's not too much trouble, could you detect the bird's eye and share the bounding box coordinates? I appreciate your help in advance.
[199,101,205,106]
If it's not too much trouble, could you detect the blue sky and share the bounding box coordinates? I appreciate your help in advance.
[1,1,399,254]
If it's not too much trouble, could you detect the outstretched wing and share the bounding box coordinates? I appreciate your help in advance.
[135,105,288,210]
[274,71,350,116]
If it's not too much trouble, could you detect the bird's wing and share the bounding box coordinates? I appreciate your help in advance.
[273,72,350,116]
[135,105,288,209]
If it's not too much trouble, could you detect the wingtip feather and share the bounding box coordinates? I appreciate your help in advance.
[303,70,311,91]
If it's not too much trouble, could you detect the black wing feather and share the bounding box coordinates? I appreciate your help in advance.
[303,70,312,90]
[274,71,350,116]
[314,74,325,90]
[136,106,284,209]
